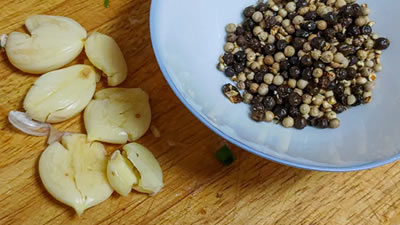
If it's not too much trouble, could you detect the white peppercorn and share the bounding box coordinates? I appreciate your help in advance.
[321,51,334,63]
[288,79,297,89]
[243,92,253,104]
[224,42,235,53]
[237,81,246,90]
[357,50,368,60]
[249,82,259,93]
[247,51,256,62]
[355,17,367,26]
[247,72,255,80]
[325,90,334,98]
[347,95,357,105]
[374,64,382,72]
[252,11,264,23]
[282,116,294,128]
[273,75,284,86]
[298,7,309,16]
[311,50,321,60]
[264,55,275,65]
[258,32,269,41]
[326,111,337,120]
[344,87,351,96]
[316,20,327,30]
[297,79,309,90]
[225,23,236,33]
[292,15,304,25]
[356,77,368,85]
[313,94,324,106]
[329,119,340,128]
[250,62,261,71]
[267,35,276,44]
[265,111,275,122]
[300,104,310,115]
[285,2,296,13]
[335,0,347,8]
[279,8,288,18]
[303,42,312,52]
[313,68,324,78]
[361,6,370,16]
[294,88,303,96]
[282,19,291,28]
[310,106,320,117]
[274,52,286,63]
[253,26,263,36]
[322,100,332,109]
[264,73,274,84]
[285,25,296,34]
[303,94,312,104]
[238,72,246,82]
[258,83,269,96]
[363,91,372,98]
[284,46,296,57]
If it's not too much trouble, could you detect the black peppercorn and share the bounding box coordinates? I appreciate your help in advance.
[254,72,264,84]
[236,35,248,47]
[314,60,326,69]
[352,4,362,17]
[233,63,245,73]
[323,12,338,25]
[294,117,307,129]
[280,60,290,71]
[276,40,288,51]
[242,18,255,31]
[235,26,245,35]
[288,92,302,106]
[296,29,310,38]
[361,25,372,35]
[289,56,300,65]
[337,43,356,56]
[332,103,347,114]
[289,106,301,117]
[263,44,276,55]
[304,11,318,20]
[319,75,330,89]
[352,85,364,96]
[349,55,358,66]
[269,84,278,92]
[347,25,361,36]
[334,83,345,95]
[226,33,237,43]
[260,65,269,74]
[302,67,313,80]
[374,38,390,50]
[251,103,265,122]
[256,3,267,12]
[274,94,284,105]
[317,117,329,129]
[243,6,256,18]
[293,38,306,50]
[323,28,337,41]
[301,55,313,67]
[263,96,276,110]
[308,117,319,127]
[223,53,234,66]
[336,68,347,80]
[281,71,289,80]
[340,4,353,17]
[289,66,301,79]
[305,82,320,95]
[287,12,298,20]
[234,51,246,63]
[273,105,288,119]
[277,85,292,98]
[339,17,353,28]
[310,37,326,50]
[302,21,317,32]
[225,67,236,77]
[335,32,346,42]
[296,0,307,8]
[346,67,357,80]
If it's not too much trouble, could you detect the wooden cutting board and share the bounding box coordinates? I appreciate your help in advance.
[0,0,399,224]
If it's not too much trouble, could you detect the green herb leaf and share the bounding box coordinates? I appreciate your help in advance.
[104,0,109,8]
[216,145,235,166]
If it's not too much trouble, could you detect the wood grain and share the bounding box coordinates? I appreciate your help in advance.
[0,0,399,224]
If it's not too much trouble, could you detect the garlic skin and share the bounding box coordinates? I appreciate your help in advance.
[5,15,87,74]
[85,32,127,86]
[24,65,97,123]
[84,88,151,144]
[39,134,113,216]
[8,110,50,136]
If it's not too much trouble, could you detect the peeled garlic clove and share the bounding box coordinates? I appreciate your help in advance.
[5,15,87,74]
[107,150,138,196]
[39,134,113,216]
[84,88,151,144]
[124,143,163,195]
[85,32,127,86]
[24,65,97,123]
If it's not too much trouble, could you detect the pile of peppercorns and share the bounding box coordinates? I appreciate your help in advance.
[218,0,390,129]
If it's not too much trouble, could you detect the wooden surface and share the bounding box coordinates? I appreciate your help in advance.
[0,0,400,224]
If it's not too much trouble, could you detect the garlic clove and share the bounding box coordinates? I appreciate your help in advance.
[84,88,151,144]
[5,15,87,74]
[107,150,138,196]
[39,134,113,216]
[123,143,163,195]
[85,32,127,86]
[24,65,97,123]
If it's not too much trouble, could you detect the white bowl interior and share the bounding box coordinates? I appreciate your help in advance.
[151,0,400,169]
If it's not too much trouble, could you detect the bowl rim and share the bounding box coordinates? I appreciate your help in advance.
[149,0,400,172]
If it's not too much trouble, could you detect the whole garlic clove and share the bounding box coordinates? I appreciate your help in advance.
[39,134,113,216]
[107,150,138,196]
[85,32,127,86]
[5,15,87,74]
[24,64,97,123]
[84,88,151,144]
[124,143,163,195]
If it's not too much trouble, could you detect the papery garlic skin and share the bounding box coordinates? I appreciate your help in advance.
[6,15,87,74]
[8,110,50,136]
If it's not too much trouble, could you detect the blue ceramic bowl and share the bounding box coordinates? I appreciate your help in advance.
[150,0,400,171]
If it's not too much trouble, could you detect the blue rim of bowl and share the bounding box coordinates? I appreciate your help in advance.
[149,0,400,172]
